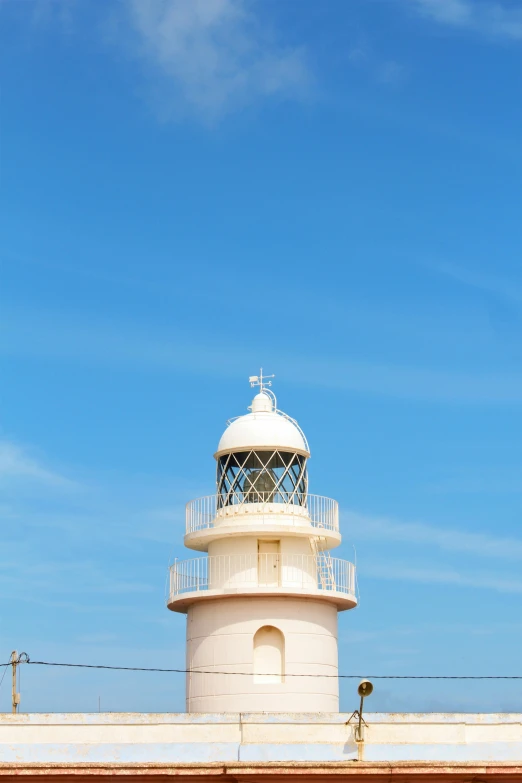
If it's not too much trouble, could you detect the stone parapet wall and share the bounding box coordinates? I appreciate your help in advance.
[1,713,521,768]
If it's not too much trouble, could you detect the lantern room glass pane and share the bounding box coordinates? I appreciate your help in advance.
[217,450,307,508]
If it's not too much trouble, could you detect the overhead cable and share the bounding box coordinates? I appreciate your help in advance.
[1,658,521,679]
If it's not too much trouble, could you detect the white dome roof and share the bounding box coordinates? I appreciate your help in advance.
[215,392,310,457]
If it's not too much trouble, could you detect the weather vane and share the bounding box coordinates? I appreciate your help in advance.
[249,368,275,394]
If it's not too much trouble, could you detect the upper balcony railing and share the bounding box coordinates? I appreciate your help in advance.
[186,493,339,535]
[168,553,355,603]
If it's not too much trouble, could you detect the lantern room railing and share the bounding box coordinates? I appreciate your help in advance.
[186,493,339,535]
[168,553,355,602]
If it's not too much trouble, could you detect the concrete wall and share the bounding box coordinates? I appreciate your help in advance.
[204,536,317,592]
[1,713,521,764]
[186,597,339,712]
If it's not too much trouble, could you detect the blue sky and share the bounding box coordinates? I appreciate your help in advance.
[1,0,521,713]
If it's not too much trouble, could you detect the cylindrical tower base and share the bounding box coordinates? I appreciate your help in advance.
[186,596,338,712]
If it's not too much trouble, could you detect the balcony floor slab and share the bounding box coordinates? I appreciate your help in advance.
[166,587,357,613]
[184,524,341,552]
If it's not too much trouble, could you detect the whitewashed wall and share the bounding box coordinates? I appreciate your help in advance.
[186,596,339,712]
[1,713,521,763]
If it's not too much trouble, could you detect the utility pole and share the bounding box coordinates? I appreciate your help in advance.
[11,651,20,714]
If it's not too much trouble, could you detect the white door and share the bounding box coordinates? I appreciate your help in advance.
[258,540,280,586]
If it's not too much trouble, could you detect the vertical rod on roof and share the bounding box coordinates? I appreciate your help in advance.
[11,651,19,714]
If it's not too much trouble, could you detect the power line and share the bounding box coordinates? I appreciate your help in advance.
[0,661,9,692]
[1,658,522,679]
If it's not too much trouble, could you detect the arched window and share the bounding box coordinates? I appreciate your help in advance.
[253,625,285,683]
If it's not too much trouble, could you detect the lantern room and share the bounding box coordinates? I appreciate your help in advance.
[214,383,310,509]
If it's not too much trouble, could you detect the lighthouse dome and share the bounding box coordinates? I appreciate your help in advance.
[215,391,309,458]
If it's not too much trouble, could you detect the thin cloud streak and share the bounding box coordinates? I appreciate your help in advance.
[344,620,522,644]
[365,561,522,594]
[409,0,522,40]
[0,555,156,597]
[347,510,522,560]
[0,439,78,489]
[427,261,522,306]
[4,306,522,404]
[347,41,407,87]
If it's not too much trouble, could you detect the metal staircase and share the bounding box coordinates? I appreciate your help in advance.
[309,537,336,590]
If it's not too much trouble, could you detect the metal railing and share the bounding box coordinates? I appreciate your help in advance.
[168,553,355,600]
[185,494,339,534]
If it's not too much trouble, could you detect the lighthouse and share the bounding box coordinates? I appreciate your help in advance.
[167,373,357,712]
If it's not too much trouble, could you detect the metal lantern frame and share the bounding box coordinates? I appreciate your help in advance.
[217,449,308,508]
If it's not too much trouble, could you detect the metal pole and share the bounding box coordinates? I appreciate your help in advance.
[357,695,364,741]
[11,651,19,714]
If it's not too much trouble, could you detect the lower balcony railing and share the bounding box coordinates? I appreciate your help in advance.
[168,553,355,601]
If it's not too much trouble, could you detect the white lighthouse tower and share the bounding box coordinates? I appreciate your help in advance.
[167,373,357,712]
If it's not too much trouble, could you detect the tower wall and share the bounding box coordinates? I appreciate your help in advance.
[186,597,339,713]
[208,536,313,558]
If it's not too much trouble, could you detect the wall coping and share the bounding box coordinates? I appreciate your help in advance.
[2,712,521,725]
[0,760,521,780]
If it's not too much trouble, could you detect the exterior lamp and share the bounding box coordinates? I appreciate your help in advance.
[347,679,374,742]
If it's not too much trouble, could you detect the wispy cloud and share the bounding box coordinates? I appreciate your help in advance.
[119,0,310,121]
[348,41,407,86]
[408,0,522,41]
[0,439,77,489]
[347,510,522,560]
[75,633,119,644]
[308,359,522,404]
[376,59,407,85]
[4,305,522,404]
[365,561,522,594]
[427,261,522,306]
[0,555,155,598]
[30,0,76,32]
[345,620,522,644]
